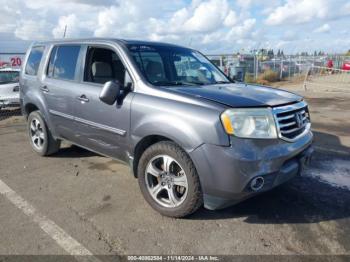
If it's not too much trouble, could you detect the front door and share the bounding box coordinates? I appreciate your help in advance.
[72,46,134,161]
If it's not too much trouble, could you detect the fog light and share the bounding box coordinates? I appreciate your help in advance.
[250,176,264,191]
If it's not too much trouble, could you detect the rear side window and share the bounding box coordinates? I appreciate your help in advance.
[25,46,44,75]
[47,45,80,80]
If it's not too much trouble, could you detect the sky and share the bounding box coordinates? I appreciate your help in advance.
[0,0,349,54]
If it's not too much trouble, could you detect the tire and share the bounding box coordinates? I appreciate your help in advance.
[138,141,203,218]
[27,111,60,156]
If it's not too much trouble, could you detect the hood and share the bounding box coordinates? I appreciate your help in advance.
[169,83,302,108]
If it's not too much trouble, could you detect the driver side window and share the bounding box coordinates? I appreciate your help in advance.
[84,47,131,87]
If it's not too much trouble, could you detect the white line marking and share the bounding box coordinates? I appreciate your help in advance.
[0,179,101,262]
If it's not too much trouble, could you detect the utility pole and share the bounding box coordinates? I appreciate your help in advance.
[63,25,67,38]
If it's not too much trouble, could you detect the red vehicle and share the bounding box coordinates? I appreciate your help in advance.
[342,61,350,71]
[327,59,334,69]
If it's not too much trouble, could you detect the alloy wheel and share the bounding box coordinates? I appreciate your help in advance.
[30,118,45,150]
[145,155,188,208]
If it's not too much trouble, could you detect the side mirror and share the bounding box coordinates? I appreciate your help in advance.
[99,80,121,105]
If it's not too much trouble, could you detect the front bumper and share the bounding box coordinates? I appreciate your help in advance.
[189,131,313,210]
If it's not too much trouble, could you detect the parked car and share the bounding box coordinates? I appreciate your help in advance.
[342,61,350,71]
[0,68,20,110]
[20,39,313,218]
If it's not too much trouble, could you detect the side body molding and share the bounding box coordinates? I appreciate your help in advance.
[49,110,127,136]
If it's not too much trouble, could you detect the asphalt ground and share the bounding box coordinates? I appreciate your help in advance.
[0,89,349,259]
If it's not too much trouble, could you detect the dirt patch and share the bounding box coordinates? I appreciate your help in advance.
[306,97,349,110]
[312,122,350,137]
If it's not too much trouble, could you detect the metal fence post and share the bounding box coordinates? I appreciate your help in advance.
[280,58,283,80]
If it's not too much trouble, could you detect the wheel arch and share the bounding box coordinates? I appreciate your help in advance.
[24,103,39,117]
[132,135,173,178]
[22,96,58,138]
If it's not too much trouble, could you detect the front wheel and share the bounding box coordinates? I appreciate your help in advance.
[27,111,60,156]
[138,141,203,218]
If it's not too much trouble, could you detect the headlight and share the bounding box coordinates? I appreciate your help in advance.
[221,108,277,139]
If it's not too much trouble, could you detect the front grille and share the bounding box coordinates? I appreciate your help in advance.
[273,101,311,142]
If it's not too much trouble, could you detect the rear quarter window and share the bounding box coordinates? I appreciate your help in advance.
[47,45,81,81]
[25,46,45,76]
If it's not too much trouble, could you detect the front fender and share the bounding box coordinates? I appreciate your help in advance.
[130,93,230,153]
[131,114,203,152]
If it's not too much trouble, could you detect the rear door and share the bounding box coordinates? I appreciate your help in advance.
[21,45,45,111]
[41,44,83,141]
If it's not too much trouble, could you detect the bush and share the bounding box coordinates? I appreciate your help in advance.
[256,79,269,85]
[244,74,256,83]
[259,70,279,82]
[244,70,280,85]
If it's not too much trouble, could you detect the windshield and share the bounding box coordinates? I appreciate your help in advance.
[127,44,230,86]
[0,71,19,84]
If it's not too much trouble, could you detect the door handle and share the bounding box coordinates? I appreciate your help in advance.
[77,94,89,103]
[41,86,49,93]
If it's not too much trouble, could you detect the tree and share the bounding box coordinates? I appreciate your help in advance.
[267,49,274,58]
[346,49,350,56]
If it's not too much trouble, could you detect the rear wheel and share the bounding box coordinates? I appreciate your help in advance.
[27,111,60,156]
[138,141,203,218]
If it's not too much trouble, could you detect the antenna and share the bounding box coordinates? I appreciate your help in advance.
[63,25,67,38]
[188,37,193,47]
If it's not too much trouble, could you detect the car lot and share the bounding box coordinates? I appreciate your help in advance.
[0,89,349,257]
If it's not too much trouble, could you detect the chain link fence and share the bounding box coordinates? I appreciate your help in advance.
[304,66,350,92]
[206,54,350,84]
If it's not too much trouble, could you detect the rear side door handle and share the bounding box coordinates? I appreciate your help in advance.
[77,94,89,103]
[41,86,49,93]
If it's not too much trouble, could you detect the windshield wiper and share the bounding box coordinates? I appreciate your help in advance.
[211,81,232,84]
[153,80,204,86]
[183,81,204,86]
[152,81,185,86]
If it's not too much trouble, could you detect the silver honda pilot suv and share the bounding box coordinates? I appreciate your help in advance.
[20,39,313,218]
